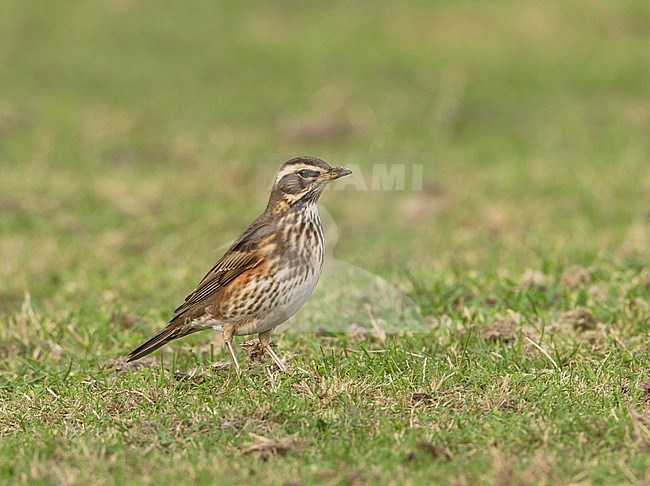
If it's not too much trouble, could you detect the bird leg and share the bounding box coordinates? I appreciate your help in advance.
[222,327,241,373]
[259,329,287,372]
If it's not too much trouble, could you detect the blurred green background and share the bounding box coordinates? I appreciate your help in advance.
[2,1,648,300]
[0,1,649,483]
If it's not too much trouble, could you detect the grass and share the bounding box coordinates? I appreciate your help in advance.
[1,0,649,484]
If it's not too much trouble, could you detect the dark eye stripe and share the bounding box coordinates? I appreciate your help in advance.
[298,169,319,179]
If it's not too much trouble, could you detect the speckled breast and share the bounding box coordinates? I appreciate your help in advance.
[227,204,324,336]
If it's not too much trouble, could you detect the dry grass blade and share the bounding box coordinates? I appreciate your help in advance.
[524,336,558,369]
[240,434,299,459]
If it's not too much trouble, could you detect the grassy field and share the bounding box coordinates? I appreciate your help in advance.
[1,1,649,484]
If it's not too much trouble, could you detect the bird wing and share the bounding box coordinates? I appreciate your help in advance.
[171,218,270,318]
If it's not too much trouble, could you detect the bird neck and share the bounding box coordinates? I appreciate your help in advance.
[265,190,321,215]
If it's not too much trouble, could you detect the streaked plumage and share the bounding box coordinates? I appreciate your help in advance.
[127,156,351,372]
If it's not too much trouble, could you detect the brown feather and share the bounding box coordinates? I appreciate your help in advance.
[126,318,200,362]
[172,219,271,317]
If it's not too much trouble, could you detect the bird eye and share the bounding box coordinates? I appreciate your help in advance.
[298,169,317,178]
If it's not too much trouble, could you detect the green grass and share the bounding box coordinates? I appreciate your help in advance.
[1,0,649,484]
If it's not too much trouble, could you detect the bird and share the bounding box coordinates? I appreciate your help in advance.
[127,156,352,372]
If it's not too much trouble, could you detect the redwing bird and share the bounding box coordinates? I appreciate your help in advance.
[127,156,352,372]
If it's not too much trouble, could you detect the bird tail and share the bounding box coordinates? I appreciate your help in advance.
[126,320,200,362]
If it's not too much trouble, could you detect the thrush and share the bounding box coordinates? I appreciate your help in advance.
[127,156,352,372]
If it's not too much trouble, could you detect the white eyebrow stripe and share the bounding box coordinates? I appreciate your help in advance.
[274,164,324,183]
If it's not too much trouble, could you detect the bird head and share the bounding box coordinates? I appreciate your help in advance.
[268,156,352,209]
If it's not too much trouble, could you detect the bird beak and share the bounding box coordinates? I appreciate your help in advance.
[326,166,353,180]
